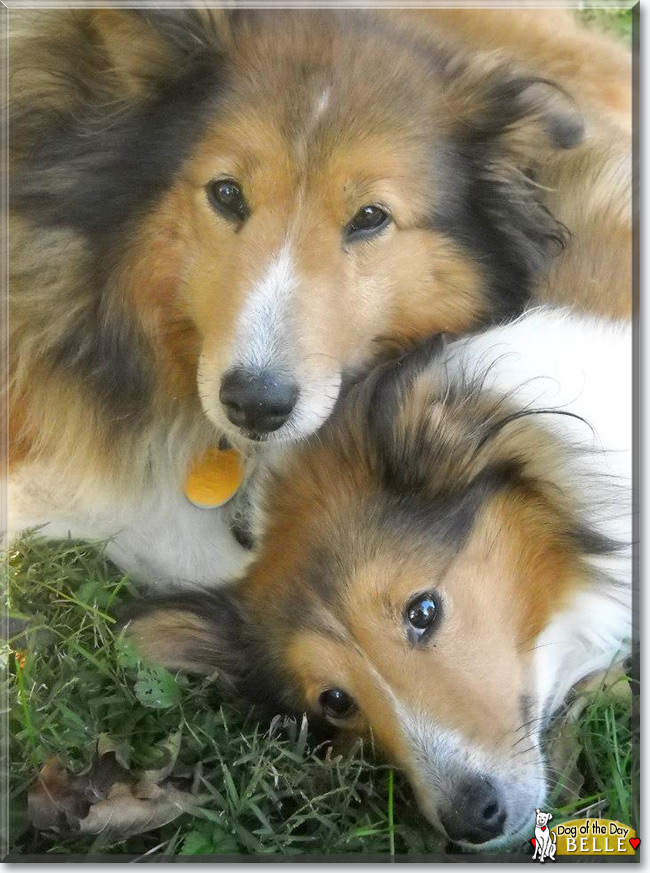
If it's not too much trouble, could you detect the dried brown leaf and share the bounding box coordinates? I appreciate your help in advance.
[27,758,90,832]
[140,727,182,785]
[77,784,205,839]
[28,729,201,842]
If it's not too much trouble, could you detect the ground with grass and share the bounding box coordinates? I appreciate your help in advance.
[3,6,636,861]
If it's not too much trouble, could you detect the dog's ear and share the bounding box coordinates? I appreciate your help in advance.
[124,588,247,682]
[433,55,584,320]
[89,9,234,99]
[124,587,298,717]
[446,53,584,156]
[361,334,447,486]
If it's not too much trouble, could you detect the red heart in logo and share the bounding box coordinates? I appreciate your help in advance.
[530,838,536,847]
[541,826,546,831]
[630,838,641,850]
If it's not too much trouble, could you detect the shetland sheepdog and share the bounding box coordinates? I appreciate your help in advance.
[7,8,631,584]
[128,308,632,848]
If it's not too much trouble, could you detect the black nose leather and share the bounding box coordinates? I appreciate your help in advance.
[220,369,298,435]
[440,777,506,845]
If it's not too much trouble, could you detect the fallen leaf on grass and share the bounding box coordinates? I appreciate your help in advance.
[28,728,206,841]
[78,781,201,838]
[140,728,183,785]
[96,732,130,770]
[134,666,181,709]
[28,758,91,831]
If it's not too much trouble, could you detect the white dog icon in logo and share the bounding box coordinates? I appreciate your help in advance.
[532,809,557,862]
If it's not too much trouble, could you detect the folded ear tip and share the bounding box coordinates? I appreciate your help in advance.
[547,112,585,149]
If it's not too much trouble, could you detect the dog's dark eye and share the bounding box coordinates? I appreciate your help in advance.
[346,205,391,239]
[406,592,439,638]
[207,179,248,222]
[319,688,356,718]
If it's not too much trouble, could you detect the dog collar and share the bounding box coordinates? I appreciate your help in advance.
[183,446,244,508]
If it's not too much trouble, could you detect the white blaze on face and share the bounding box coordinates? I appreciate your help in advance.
[202,243,342,442]
[233,245,298,373]
[312,87,331,123]
[296,86,332,152]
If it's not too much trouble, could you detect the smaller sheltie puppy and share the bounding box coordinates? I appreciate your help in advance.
[128,308,632,848]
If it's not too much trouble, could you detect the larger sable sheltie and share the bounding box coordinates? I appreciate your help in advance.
[129,308,632,848]
[7,9,631,583]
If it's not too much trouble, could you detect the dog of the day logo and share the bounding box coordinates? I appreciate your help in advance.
[530,812,640,860]
[531,809,556,862]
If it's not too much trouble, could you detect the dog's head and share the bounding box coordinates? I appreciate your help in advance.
[127,337,615,848]
[12,9,583,446]
[535,809,553,829]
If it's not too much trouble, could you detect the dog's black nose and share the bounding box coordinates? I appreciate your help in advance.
[220,368,298,435]
[439,777,506,845]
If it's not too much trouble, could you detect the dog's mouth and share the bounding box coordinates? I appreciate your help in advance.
[423,790,542,852]
[225,417,305,446]
[237,429,267,444]
[451,806,540,852]
[406,743,546,852]
[201,368,344,446]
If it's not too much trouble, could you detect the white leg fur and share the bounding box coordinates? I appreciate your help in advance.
[8,460,253,589]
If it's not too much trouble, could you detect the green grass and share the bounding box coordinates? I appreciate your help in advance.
[3,535,442,857]
[3,534,637,858]
[578,7,634,43]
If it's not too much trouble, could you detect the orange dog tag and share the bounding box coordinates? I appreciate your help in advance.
[183,447,244,509]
